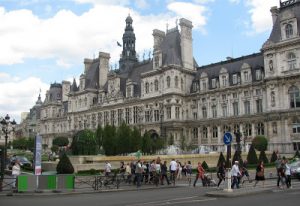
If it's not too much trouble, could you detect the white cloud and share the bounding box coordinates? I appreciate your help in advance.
[245,0,279,34]
[193,0,215,3]
[73,0,130,5]
[0,2,209,66]
[167,2,207,31]
[0,73,48,123]
[229,0,240,4]
[134,0,149,9]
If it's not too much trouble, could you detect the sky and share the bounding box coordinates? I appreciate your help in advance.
[0,0,280,123]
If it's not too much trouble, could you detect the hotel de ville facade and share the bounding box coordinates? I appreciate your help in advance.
[20,1,300,153]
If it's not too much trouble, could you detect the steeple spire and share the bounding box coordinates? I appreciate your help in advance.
[119,14,137,69]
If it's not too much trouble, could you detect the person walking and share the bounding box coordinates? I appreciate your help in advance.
[254,161,265,187]
[169,159,177,185]
[104,161,112,176]
[125,162,132,184]
[186,161,193,186]
[275,156,282,187]
[176,162,183,180]
[284,159,292,189]
[217,162,225,188]
[160,161,170,185]
[193,162,205,187]
[241,160,251,183]
[135,160,143,188]
[12,159,21,189]
[231,161,241,189]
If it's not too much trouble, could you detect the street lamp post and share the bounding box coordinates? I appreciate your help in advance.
[0,114,16,191]
[243,131,247,152]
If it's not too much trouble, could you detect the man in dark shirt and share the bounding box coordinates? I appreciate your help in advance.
[161,161,170,185]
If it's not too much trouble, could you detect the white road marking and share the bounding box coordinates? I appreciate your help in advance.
[126,197,216,206]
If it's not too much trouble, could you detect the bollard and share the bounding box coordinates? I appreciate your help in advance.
[224,168,233,192]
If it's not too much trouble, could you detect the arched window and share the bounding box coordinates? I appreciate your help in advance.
[167,76,171,88]
[285,24,293,38]
[150,82,153,92]
[287,52,296,70]
[175,76,179,88]
[289,86,300,108]
[145,82,149,94]
[154,79,159,91]
[202,127,208,138]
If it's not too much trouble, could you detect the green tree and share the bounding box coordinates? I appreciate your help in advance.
[142,132,152,154]
[52,136,69,147]
[27,137,35,151]
[232,151,243,165]
[131,127,142,152]
[51,145,59,153]
[247,144,258,165]
[202,161,209,171]
[252,135,268,152]
[102,125,117,155]
[56,153,74,174]
[95,125,103,152]
[270,151,278,163]
[217,152,226,167]
[259,150,269,164]
[71,129,97,155]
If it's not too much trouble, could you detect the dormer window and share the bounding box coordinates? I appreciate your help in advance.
[232,74,238,85]
[192,82,198,92]
[285,24,293,39]
[211,78,216,89]
[256,69,262,80]
[222,76,227,87]
[287,52,296,70]
[202,80,207,90]
[243,71,249,82]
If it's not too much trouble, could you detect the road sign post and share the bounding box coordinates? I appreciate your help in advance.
[223,132,233,192]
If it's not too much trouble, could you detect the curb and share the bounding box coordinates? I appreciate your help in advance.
[205,188,272,198]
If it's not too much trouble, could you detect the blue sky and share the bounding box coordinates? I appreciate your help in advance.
[0,0,279,122]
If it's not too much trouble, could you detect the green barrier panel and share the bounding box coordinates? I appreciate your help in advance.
[18,176,28,192]
[65,175,74,189]
[47,175,56,190]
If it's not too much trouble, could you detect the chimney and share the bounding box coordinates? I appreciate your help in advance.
[179,18,194,70]
[98,52,110,89]
[84,58,93,74]
[270,6,279,25]
[152,29,165,51]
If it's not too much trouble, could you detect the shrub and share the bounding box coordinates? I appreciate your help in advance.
[247,144,258,165]
[232,150,243,165]
[270,151,278,163]
[259,150,269,164]
[252,135,268,152]
[202,161,209,171]
[52,136,69,147]
[56,153,74,174]
[217,152,226,167]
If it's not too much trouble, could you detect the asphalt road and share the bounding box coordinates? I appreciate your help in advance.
[0,185,299,206]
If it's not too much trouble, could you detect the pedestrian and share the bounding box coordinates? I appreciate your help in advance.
[193,162,205,187]
[284,159,292,189]
[135,160,143,188]
[125,162,132,184]
[12,159,21,189]
[254,161,265,187]
[186,161,192,186]
[217,162,225,188]
[154,157,161,186]
[149,160,156,184]
[160,161,170,185]
[241,160,251,183]
[231,161,241,189]
[104,161,112,176]
[169,159,177,184]
[275,155,282,187]
[177,162,182,180]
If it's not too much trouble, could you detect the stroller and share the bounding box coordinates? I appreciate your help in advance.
[202,173,217,187]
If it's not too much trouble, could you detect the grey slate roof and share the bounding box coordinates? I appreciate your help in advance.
[193,53,264,90]
[161,28,182,66]
[269,1,300,43]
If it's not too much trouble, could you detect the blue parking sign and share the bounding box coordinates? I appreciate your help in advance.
[223,132,232,145]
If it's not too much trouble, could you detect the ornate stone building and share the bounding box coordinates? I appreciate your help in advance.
[33,1,300,153]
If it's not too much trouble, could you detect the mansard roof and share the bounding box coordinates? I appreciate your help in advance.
[85,60,99,89]
[268,0,300,43]
[194,52,264,86]
[161,28,182,66]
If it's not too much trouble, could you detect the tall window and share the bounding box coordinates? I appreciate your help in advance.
[133,107,138,123]
[193,128,198,139]
[233,102,239,116]
[166,106,171,119]
[222,76,227,87]
[193,112,197,120]
[232,74,238,85]
[222,105,227,117]
[202,80,207,90]
[285,24,293,38]
[212,105,217,118]
[212,126,218,138]
[256,122,264,135]
[244,123,252,137]
[244,101,250,114]
[167,76,171,88]
[118,109,123,125]
[256,99,263,113]
[202,106,207,119]
[145,111,150,122]
[244,71,249,82]
[287,52,296,70]
[125,108,130,124]
[233,124,239,133]
[289,86,300,108]
[154,110,159,122]
[175,107,180,119]
[110,110,115,126]
[202,127,208,138]
[145,82,149,94]
[223,125,231,134]
[175,76,179,88]
[272,122,278,134]
[154,79,159,91]
[293,119,300,134]
[255,70,262,80]
[212,78,216,88]
[104,111,109,125]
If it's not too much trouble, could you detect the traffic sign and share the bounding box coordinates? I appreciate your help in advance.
[223,132,232,145]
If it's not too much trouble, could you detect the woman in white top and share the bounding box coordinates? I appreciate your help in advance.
[12,160,21,188]
[285,161,291,188]
[177,162,182,180]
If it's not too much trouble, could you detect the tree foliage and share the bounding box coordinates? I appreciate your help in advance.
[252,135,268,152]
[232,151,243,165]
[202,161,209,171]
[95,125,103,151]
[102,125,117,156]
[247,144,258,164]
[71,129,97,155]
[12,137,34,151]
[52,136,69,147]
[270,151,278,163]
[56,153,74,174]
[259,150,269,164]
[217,152,226,167]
